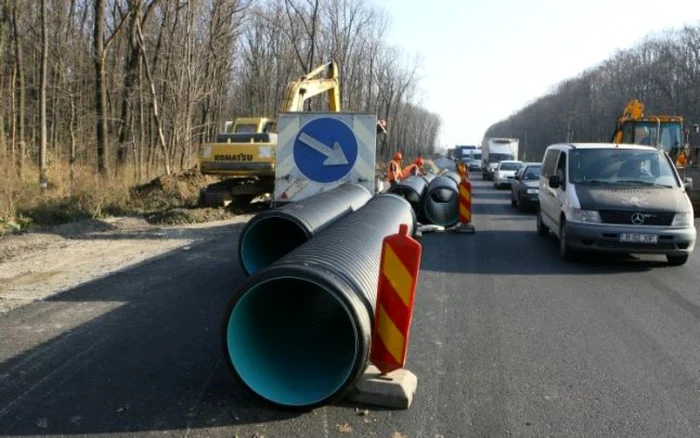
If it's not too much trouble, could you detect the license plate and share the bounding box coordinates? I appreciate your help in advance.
[619,233,658,244]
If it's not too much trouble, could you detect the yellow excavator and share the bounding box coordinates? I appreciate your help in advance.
[611,100,693,166]
[611,99,700,211]
[198,61,388,206]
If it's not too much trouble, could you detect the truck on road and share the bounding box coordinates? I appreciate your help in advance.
[481,137,519,180]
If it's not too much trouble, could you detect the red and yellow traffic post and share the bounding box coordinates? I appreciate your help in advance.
[455,170,476,233]
[370,224,422,375]
[459,179,472,224]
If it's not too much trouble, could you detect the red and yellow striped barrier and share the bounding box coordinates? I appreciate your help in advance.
[370,224,422,375]
[459,179,472,224]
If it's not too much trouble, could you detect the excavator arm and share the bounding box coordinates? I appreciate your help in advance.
[612,99,645,143]
[282,61,341,112]
[282,60,388,134]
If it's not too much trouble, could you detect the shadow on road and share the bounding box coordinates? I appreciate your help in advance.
[470,191,512,201]
[420,229,668,275]
[0,222,301,435]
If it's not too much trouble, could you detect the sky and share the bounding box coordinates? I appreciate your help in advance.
[379,0,700,150]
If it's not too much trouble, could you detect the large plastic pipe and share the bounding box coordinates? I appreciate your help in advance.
[222,194,416,409]
[422,173,436,184]
[423,170,461,227]
[387,175,428,218]
[238,183,372,275]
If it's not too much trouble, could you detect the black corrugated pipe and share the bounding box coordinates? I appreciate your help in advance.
[238,183,373,275]
[387,175,428,217]
[423,171,461,227]
[222,194,416,409]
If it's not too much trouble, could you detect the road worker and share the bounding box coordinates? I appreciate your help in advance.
[456,159,468,181]
[387,152,403,187]
[402,157,425,177]
[676,147,688,168]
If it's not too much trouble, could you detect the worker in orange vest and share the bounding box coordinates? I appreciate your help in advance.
[387,152,403,188]
[402,157,425,177]
[456,160,468,181]
[676,148,688,168]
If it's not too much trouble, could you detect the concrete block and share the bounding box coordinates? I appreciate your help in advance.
[417,224,445,234]
[452,222,475,234]
[346,365,417,409]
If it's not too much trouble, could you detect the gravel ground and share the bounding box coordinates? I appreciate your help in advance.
[0,215,251,314]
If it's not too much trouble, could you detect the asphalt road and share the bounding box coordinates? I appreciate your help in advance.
[1,177,700,437]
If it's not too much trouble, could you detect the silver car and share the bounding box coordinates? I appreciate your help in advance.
[493,160,524,189]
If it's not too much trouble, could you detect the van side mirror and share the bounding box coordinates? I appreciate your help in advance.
[684,177,693,192]
[549,175,562,188]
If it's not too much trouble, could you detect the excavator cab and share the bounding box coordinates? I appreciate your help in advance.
[613,100,686,160]
[619,119,684,155]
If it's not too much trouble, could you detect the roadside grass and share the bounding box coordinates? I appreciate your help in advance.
[0,161,236,236]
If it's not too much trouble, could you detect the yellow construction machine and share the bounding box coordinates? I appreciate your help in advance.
[612,99,700,211]
[611,100,690,165]
[198,61,344,206]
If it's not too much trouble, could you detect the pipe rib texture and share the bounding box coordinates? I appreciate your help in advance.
[238,183,372,275]
[423,170,461,227]
[222,194,416,409]
[422,173,436,184]
[387,176,428,218]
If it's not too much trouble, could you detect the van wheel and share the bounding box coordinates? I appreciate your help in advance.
[666,254,689,266]
[536,208,549,236]
[559,220,578,261]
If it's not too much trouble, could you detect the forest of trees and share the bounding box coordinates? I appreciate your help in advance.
[485,23,700,162]
[0,0,441,186]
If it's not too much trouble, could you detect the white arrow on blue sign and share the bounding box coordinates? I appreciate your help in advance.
[293,117,358,183]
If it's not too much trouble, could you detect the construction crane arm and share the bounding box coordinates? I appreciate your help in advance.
[282,61,341,112]
[282,60,389,134]
[612,99,645,143]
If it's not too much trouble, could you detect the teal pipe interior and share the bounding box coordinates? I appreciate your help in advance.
[226,277,358,407]
[240,217,309,275]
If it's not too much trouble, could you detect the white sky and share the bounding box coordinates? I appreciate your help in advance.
[380,0,700,150]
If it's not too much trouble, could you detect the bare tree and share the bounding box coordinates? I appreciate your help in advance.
[39,0,47,191]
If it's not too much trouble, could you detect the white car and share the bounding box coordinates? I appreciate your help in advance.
[493,160,523,189]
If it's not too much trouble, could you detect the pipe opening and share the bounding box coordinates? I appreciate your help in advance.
[240,217,310,274]
[226,277,358,407]
[425,188,459,226]
[392,188,421,207]
[430,188,457,203]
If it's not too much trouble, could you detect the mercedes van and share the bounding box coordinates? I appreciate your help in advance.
[536,143,696,265]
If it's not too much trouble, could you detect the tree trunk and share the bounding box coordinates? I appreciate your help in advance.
[12,3,24,178]
[69,97,77,187]
[94,0,109,176]
[136,19,170,176]
[39,0,48,192]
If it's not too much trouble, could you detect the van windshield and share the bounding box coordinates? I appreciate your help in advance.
[569,148,680,187]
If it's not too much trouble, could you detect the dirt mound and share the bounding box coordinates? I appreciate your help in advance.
[145,207,238,225]
[131,168,212,211]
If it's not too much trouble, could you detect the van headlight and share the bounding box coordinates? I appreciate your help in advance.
[570,208,602,223]
[671,211,693,227]
[526,188,539,194]
[200,145,212,158]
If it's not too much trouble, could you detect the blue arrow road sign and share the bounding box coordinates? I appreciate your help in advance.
[293,117,358,183]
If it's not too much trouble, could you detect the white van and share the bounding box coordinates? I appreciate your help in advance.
[536,143,696,265]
